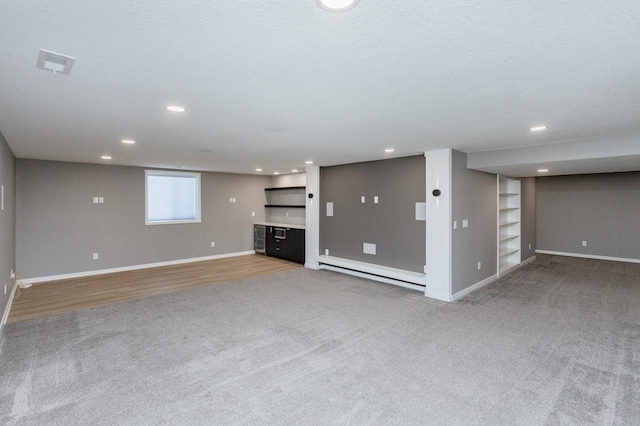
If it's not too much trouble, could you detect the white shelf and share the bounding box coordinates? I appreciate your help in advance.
[499,247,519,258]
[497,176,521,275]
[499,220,519,226]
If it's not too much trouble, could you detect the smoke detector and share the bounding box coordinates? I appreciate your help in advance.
[36,49,75,75]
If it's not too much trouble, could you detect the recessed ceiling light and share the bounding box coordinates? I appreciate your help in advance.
[529,126,547,132]
[538,169,549,173]
[166,105,186,113]
[291,169,299,173]
[273,172,280,175]
[101,155,112,160]
[316,0,360,12]
[122,139,135,144]
[256,168,262,172]
[305,161,313,165]
[385,148,395,153]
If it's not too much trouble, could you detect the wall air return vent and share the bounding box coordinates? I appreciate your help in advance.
[36,49,75,75]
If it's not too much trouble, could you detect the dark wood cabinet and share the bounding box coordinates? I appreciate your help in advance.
[288,228,305,263]
[265,226,305,263]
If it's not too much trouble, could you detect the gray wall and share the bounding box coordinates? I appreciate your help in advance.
[16,160,272,279]
[520,177,536,260]
[451,150,497,294]
[536,172,640,260]
[272,173,306,188]
[320,156,425,273]
[0,132,15,324]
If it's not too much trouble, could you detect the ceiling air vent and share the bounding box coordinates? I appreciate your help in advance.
[36,49,75,75]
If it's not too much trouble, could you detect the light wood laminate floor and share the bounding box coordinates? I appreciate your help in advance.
[8,254,301,323]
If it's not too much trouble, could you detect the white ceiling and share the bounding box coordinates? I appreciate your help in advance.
[1,0,639,176]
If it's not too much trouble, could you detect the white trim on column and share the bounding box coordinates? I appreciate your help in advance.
[305,165,320,270]
[424,149,452,302]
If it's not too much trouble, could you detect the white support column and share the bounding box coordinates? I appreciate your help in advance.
[304,165,320,269]
[425,149,452,301]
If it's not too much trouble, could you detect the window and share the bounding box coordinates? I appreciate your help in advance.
[145,170,201,225]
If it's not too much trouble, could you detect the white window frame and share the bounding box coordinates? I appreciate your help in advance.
[145,170,201,225]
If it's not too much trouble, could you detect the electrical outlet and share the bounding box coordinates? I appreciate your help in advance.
[10,269,15,280]
[93,252,99,260]
[477,261,481,270]
[3,284,6,295]
[211,241,215,247]
[462,219,469,228]
[361,196,365,203]
[453,220,457,230]
[93,197,99,204]
[325,249,329,256]
[582,241,587,247]
[252,211,255,217]
[98,197,104,203]
[374,196,379,203]
[529,244,532,250]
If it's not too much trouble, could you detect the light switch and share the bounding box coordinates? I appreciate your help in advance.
[93,197,99,204]
[415,202,426,221]
[453,220,457,229]
[361,196,365,203]
[374,196,379,203]
[93,253,99,260]
[462,220,469,228]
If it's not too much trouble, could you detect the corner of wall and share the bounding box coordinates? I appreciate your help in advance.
[425,149,452,300]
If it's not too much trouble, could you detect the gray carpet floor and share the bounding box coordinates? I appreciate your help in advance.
[1,254,639,425]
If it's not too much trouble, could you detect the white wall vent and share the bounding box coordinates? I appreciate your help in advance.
[36,49,75,75]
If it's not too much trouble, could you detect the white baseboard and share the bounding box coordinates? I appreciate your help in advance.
[535,250,640,264]
[20,251,256,285]
[451,274,498,302]
[1,282,18,331]
[424,288,452,302]
[304,260,320,270]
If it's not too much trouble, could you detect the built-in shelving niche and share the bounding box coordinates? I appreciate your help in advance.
[498,176,521,275]
[264,186,306,225]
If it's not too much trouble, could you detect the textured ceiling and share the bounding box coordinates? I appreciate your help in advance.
[1,0,639,176]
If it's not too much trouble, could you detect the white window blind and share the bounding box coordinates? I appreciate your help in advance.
[145,170,201,225]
